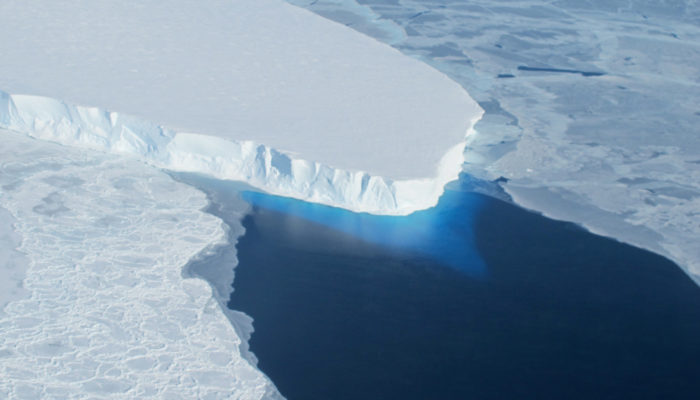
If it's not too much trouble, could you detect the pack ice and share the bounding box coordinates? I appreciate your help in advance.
[0,129,282,399]
[0,0,482,215]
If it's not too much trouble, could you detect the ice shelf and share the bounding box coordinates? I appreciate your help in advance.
[0,0,482,215]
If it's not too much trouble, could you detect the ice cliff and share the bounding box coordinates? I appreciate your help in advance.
[0,91,480,215]
[0,0,482,215]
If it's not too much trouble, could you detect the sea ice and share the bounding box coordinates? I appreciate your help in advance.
[0,130,281,399]
[293,0,700,282]
[0,208,29,316]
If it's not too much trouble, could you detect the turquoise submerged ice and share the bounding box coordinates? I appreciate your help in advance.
[242,186,487,276]
[291,0,700,283]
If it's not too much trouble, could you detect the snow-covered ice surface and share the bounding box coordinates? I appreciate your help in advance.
[0,207,29,317]
[0,0,482,215]
[289,0,700,283]
[0,130,281,399]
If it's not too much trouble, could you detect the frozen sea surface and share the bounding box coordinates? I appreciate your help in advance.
[0,207,28,316]
[0,130,280,399]
[288,0,700,282]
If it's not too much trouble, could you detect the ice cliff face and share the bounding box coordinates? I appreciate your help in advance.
[0,0,483,214]
[0,91,480,215]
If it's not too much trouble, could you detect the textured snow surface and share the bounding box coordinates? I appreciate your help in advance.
[0,130,281,399]
[292,0,700,282]
[0,0,482,215]
[0,208,28,316]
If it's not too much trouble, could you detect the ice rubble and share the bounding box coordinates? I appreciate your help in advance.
[0,130,281,399]
[0,0,482,215]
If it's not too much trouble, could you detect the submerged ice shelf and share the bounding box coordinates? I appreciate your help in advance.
[0,0,482,215]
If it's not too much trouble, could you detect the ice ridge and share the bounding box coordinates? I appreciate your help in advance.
[0,90,481,215]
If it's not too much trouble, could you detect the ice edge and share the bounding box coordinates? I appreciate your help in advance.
[0,90,482,216]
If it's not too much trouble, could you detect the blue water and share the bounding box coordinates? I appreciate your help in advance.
[241,187,486,276]
[223,178,700,400]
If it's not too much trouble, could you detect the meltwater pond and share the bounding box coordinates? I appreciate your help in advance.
[188,175,700,400]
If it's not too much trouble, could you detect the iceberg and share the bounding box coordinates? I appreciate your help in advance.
[0,0,482,215]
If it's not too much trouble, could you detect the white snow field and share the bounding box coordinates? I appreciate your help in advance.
[0,0,482,215]
[290,0,700,283]
[0,207,28,317]
[0,130,281,399]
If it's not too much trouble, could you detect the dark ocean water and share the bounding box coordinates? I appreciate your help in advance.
[225,178,700,400]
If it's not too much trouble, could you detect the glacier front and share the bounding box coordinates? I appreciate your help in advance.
[0,0,482,215]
